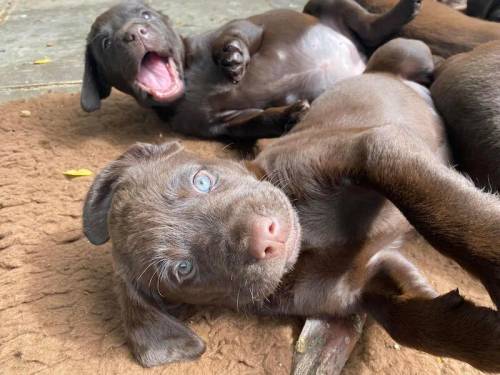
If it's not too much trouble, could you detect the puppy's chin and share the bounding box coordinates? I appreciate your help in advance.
[132,86,185,108]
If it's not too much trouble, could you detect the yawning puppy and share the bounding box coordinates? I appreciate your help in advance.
[83,38,500,372]
[81,0,421,139]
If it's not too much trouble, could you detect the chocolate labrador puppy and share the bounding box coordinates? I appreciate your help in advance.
[431,41,500,194]
[356,0,500,57]
[81,0,421,139]
[83,39,500,372]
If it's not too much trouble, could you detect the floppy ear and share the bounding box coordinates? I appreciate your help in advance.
[117,277,206,367]
[81,46,111,112]
[244,160,267,181]
[83,141,183,245]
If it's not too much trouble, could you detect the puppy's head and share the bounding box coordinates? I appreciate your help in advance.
[81,1,185,112]
[83,142,301,309]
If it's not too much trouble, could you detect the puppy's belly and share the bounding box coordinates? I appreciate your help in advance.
[226,24,367,108]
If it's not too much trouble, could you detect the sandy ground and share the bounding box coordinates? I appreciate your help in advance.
[0,91,496,374]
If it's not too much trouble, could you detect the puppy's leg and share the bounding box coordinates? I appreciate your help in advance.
[211,99,310,139]
[211,20,264,83]
[365,139,500,307]
[304,0,421,47]
[364,291,500,372]
[362,250,500,372]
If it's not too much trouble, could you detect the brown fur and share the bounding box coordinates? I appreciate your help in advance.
[81,0,421,139]
[467,0,500,21]
[431,41,500,196]
[357,0,500,57]
[83,39,500,372]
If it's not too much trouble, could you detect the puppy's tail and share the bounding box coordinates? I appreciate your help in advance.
[363,289,500,372]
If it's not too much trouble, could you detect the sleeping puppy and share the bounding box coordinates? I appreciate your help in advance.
[81,0,422,139]
[431,41,500,193]
[83,39,500,372]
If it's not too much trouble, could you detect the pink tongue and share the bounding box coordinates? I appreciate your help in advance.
[137,53,172,91]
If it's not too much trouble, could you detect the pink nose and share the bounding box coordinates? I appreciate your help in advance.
[248,217,287,260]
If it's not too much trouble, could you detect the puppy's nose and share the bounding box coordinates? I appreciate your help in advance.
[248,217,287,260]
[123,25,148,43]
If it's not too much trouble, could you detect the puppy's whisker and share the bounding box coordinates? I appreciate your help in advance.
[236,289,241,313]
[222,142,234,152]
[157,264,166,298]
[148,269,159,295]
[136,259,159,285]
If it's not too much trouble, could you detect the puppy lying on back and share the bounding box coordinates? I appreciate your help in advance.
[431,41,500,194]
[83,39,500,372]
[81,0,422,139]
[355,0,500,57]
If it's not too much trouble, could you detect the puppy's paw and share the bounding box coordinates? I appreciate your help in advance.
[398,0,422,21]
[216,39,249,84]
[284,99,311,130]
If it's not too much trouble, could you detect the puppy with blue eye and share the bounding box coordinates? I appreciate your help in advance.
[84,142,302,366]
[83,39,500,372]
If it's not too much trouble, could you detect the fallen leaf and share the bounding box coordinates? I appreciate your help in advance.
[33,57,51,65]
[295,337,307,353]
[63,169,93,178]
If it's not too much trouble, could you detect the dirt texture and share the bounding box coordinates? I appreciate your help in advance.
[0,92,496,374]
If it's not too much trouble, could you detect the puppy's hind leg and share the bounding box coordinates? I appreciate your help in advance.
[304,0,421,48]
[362,250,500,372]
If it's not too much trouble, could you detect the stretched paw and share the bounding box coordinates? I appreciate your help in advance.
[284,99,311,130]
[398,0,422,21]
[216,39,249,84]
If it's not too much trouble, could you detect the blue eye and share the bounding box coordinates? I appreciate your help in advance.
[193,171,214,193]
[177,260,193,276]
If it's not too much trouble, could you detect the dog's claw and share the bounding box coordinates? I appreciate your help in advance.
[285,99,311,128]
[217,39,249,83]
[400,0,422,20]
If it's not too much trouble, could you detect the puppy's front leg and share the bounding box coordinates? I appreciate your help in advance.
[211,20,264,83]
[362,248,500,372]
[211,100,310,139]
[364,290,500,372]
[364,133,500,307]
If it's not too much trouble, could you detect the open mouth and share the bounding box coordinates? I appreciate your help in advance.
[136,52,184,102]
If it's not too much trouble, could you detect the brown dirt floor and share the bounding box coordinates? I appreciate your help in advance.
[0,91,497,374]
